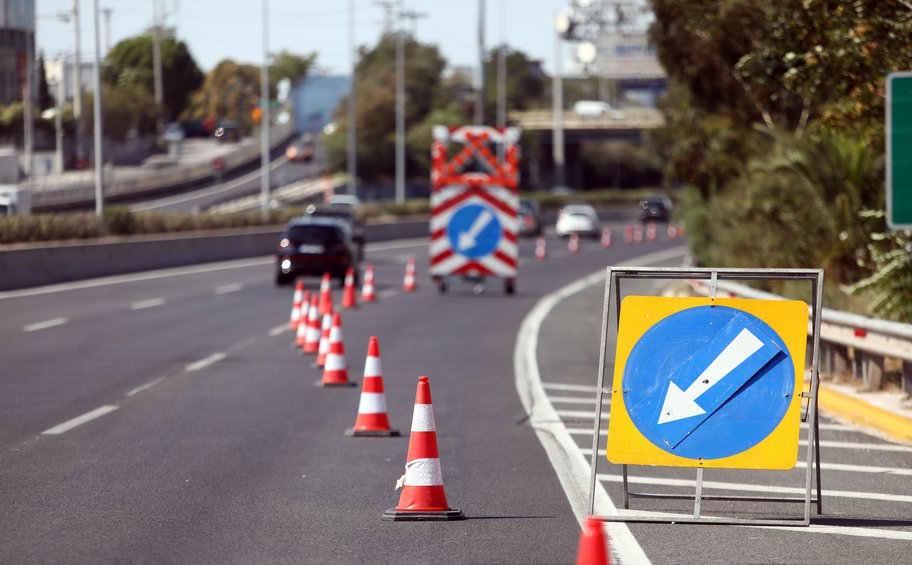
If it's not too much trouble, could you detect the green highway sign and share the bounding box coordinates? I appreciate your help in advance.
[887,72,912,229]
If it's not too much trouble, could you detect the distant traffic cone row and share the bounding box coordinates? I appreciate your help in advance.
[383,376,463,521]
[403,257,418,292]
[319,271,333,315]
[317,312,356,387]
[535,236,547,260]
[347,336,399,437]
[302,295,322,354]
[361,263,377,302]
[342,267,358,309]
[289,280,305,329]
[576,516,611,565]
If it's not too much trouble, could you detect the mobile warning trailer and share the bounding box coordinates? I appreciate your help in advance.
[429,125,521,295]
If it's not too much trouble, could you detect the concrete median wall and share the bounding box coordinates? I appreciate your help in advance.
[0,219,429,291]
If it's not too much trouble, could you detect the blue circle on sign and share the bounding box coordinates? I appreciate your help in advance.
[447,203,502,259]
[623,305,794,460]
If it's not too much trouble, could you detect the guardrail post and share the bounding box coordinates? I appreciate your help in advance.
[822,343,849,375]
[903,361,912,398]
[861,352,885,392]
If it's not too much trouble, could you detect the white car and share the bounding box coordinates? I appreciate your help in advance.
[555,202,602,239]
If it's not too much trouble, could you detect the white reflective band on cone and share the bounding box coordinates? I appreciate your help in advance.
[404,458,443,486]
[357,392,387,414]
[364,357,382,377]
[325,355,346,371]
[410,404,436,432]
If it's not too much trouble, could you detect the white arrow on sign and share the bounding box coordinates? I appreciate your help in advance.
[458,208,494,250]
[658,327,764,425]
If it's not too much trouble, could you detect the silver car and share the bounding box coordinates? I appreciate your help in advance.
[555,202,601,239]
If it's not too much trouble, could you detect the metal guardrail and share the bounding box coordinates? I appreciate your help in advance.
[28,122,297,210]
[690,279,912,395]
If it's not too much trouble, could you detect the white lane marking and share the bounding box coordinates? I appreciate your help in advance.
[543,382,605,393]
[130,297,165,310]
[798,438,912,452]
[23,317,68,332]
[597,473,912,505]
[513,248,687,565]
[214,283,243,295]
[185,352,227,372]
[125,377,166,397]
[794,460,912,476]
[42,405,119,435]
[268,324,288,336]
[556,409,606,420]
[377,288,399,300]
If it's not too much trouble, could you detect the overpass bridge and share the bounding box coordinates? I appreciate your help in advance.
[509,107,665,188]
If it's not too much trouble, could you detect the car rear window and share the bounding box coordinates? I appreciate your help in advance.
[287,225,342,244]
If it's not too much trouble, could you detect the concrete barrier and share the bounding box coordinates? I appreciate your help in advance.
[0,219,429,291]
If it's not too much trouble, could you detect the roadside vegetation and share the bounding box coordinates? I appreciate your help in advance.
[649,1,912,320]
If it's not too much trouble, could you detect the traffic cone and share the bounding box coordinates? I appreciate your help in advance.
[535,236,547,260]
[646,222,656,241]
[403,257,418,292]
[302,295,322,354]
[382,376,464,521]
[346,337,399,437]
[342,267,358,309]
[318,272,333,315]
[576,517,610,565]
[667,223,678,239]
[316,308,334,367]
[568,233,580,254]
[623,225,633,243]
[289,280,305,329]
[362,263,377,303]
[294,294,311,348]
[633,224,643,244]
[600,227,612,248]
[317,312,356,387]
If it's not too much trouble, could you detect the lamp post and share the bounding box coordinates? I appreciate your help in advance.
[552,13,572,191]
[346,0,357,196]
[260,0,271,215]
[91,0,104,217]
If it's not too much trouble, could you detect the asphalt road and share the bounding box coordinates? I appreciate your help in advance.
[2,224,910,564]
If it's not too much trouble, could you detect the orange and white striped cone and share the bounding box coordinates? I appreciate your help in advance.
[633,224,643,244]
[382,376,464,521]
[576,516,611,565]
[361,263,377,303]
[666,223,678,239]
[568,233,580,254]
[346,336,399,437]
[294,293,312,348]
[315,308,334,367]
[600,227,612,248]
[623,225,633,243]
[289,280,305,329]
[646,222,656,241]
[317,312,356,387]
[403,257,418,292]
[318,271,333,315]
[534,236,547,260]
[302,295,322,354]
[341,267,358,309]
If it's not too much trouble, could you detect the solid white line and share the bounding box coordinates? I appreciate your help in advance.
[125,377,166,397]
[130,297,165,310]
[514,247,687,564]
[377,288,399,300]
[543,382,605,393]
[550,396,608,406]
[23,317,68,332]
[795,460,912,476]
[268,324,288,336]
[798,438,912,452]
[214,283,243,295]
[596,473,912,504]
[556,409,605,420]
[185,352,226,372]
[42,405,119,435]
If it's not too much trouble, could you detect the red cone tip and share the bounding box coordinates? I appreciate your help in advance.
[368,336,380,356]
[415,376,432,404]
[332,311,341,327]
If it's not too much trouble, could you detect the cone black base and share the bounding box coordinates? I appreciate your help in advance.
[382,508,465,521]
[314,381,358,388]
[345,428,400,437]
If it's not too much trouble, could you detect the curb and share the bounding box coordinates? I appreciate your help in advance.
[818,384,912,444]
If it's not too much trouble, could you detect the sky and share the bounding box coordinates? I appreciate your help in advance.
[35,0,575,77]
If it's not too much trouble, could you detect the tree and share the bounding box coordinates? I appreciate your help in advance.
[270,50,317,90]
[183,59,261,132]
[103,31,204,122]
[83,85,157,141]
[37,52,54,111]
[482,45,548,120]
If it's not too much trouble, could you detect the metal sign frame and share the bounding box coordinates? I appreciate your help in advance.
[588,266,824,527]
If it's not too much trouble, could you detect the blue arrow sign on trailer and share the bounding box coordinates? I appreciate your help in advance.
[446,203,502,259]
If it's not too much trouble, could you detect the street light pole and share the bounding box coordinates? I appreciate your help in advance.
[552,14,566,190]
[91,0,104,217]
[73,0,84,164]
[152,0,164,131]
[346,0,357,196]
[259,0,271,215]
[395,15,405,204]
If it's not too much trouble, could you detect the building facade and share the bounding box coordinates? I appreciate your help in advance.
[0,0,34,105]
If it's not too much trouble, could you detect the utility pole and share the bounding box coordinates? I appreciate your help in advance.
[260,0,271,215]
[101,8,112,55]
[73,0,84,164]
[152,0,164,131]
[346,0,357,196]
[23,2,35,177]
[475,0,485,125]
[393,5,425,204]
[496,0,506,129]
[91,0,104,217]
[552,13,567,190]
